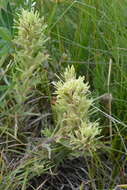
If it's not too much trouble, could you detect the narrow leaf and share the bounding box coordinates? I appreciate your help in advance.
[0,27,12,41]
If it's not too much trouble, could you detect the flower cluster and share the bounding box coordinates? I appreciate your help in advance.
[13,9,48,104]
[14,9,48,67]
[53,66,101,154]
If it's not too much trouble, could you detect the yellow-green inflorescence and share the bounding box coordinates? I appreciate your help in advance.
[53,65,101,155]
[14,9,48,67]
[13,9,48,104]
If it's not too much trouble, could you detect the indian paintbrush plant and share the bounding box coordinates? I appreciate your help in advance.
[0,8,49,147]
[13,9,48,105]
[52,65,101,157]
[5,8,49,137]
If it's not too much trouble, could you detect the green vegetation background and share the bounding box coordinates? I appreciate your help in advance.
[0,0,127,189]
